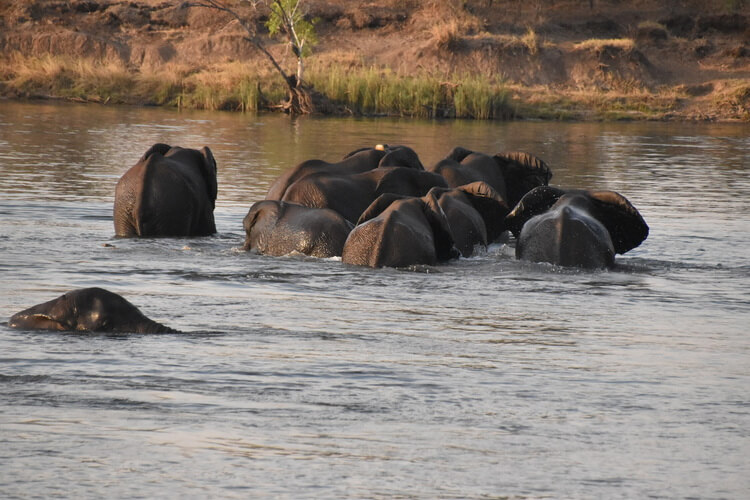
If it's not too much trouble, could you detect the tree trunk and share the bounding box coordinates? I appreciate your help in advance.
[285,85,314,114]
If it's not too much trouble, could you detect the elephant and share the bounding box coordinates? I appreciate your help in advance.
[280,166,449,224]
[243,200,354,258]
[341,191,459,268]
[266,144,424,201]
[429,147,552,209]
[114,143,218,237]
[505,186,649,268]
[360,182,510,258]
[429,182,511,256]
[9,288,179,333]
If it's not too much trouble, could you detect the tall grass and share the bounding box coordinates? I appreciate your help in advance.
[0,53,277,111]
[0,53,513,119]
[306,65,513,119]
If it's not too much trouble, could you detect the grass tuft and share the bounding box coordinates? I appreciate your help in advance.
[431,20,464,52]
[520,28,540,55]
[574,38,636,51]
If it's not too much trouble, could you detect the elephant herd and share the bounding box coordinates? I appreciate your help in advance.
[9,141,649,334]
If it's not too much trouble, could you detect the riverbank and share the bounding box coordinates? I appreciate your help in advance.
[1,0,749,121]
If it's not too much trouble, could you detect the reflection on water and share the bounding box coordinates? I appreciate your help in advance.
[1,101,749,498]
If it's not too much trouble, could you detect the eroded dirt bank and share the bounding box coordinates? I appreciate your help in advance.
[1,0,749,120]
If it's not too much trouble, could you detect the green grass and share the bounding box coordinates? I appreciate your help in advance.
[306,65,513,119]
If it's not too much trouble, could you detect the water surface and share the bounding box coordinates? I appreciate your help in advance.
[1,101,749,498]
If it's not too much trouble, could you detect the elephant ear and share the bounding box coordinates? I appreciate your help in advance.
[421,191,459,262]
[199,147,219,204]
[445,146,475,163]
[494,151,553,207]
[357,193,409,226]
[456,181,511,242]
[588,191,649,254]
[504,185,567,238]
[139,143,171,162]
[379,145,424,170]
[242,200,271,234]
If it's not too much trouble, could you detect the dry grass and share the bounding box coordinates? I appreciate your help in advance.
[0,53,284,111]
[0,53,513,118]
[574,38,636,51]
[509,82,684,120]
[415,0,484,34]
[4,52,743,122]
[636,20,667,31]
[520,28,540,55]
[431,20,464,52]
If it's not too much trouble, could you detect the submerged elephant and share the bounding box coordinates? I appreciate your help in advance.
[505,186,649,268]
[114,143,218,237]
[281,166,448,224]
[341,191,458,268]
[429,147,552,209]
[243,200,354,258]
[9,288,179,333]
[266,144,424,201]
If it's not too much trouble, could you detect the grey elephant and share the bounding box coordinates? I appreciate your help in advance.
[9,288,179,333]
[429,181,510,256]
[243,200,354,258]
[429,147,552,209]
[280,166,448,224]
[358,182,510,258]
[114,143,218,237]
[341,191,459,268]
[505,186,649,268]
[266,144,424,201]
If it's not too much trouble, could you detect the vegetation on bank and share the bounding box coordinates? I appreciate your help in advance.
[1,52,747,121]
[0,53,514,119]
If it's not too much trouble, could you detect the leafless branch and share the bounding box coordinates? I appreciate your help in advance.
[183,0,293,85]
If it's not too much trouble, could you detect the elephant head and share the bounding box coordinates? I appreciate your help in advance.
[493,151,553,209]
[341,144,424,170]
[280,166,447,225]
[427,182,510,256]
[343,191,459,268]
[377,145,424,170]
[243,200,353,258]
[507,186,649,268]
[9,288,179,333]
[114,143,218,237]
[157,145,218,207]
[430,148,552,208]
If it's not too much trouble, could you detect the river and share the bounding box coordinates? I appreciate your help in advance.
[1,101,749,498]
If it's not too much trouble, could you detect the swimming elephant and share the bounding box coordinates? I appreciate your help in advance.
[430,182,511,256]
[429,147,552,209]
[243,200,354,258]
[280,166,449,224]
[505,186,649,268]
[114,143,218,237]
[9,288,179,333]
[341,191,459,268]
[266,144,424,201]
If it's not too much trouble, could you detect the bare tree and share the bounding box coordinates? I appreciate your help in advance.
[185,0,319,114]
